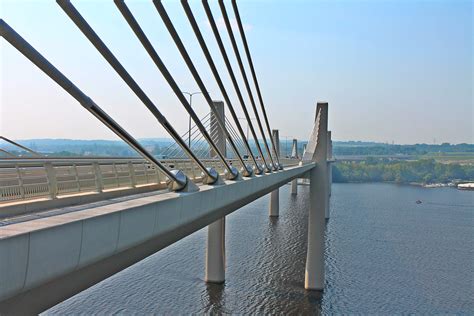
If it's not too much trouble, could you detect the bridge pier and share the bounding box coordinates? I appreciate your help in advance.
[269,189,279,217]
[304,102,328,291]
[269,129,280,216]
[206,101,227,283]
[205,218,226,283]
[291,179,298,194]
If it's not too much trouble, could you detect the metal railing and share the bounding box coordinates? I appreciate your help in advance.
[0,157,249,204]
[0,156,300,205]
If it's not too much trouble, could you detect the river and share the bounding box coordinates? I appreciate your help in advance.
[45,183,473,314]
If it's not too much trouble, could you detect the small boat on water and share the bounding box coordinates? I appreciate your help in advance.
[416,200,422,204]
[457,183,474,191]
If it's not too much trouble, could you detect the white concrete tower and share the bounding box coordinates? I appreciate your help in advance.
[304,102,329,291]
[290,138,298,194]
[326,131,333,219]
[291,139,298,158]
[269,129,280,216]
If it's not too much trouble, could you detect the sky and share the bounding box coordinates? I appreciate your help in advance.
[0,0,472,144]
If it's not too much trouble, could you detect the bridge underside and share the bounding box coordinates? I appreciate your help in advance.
[0,163,314,315]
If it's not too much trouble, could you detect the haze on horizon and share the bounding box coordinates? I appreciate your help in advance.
[1,0,472,145]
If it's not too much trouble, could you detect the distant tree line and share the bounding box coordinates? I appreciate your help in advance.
[332,158,474,184]
[333,143,474,156]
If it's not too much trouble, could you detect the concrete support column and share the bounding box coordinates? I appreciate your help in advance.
[205,218,225,283]
[269,129,280,217]
[291,178,298,195]
[269,189,279,217]
[305,102,329,291]
[206,100,226,283]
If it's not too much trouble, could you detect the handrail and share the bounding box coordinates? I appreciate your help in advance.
[0,157,254,205]
[0,157,244,167]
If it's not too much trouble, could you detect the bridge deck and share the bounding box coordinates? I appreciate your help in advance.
[0,157,300,219]
[0,163,314,314]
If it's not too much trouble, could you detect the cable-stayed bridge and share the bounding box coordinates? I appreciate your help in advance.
[0,1,333,314]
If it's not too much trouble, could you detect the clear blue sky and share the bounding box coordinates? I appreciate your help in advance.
[1,0,472,144]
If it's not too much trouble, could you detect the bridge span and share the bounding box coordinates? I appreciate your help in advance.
[1,102,331,313]
[0,108,332,314]
[1,2,333,313]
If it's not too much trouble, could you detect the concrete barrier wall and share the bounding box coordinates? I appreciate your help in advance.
[0,163,314,313]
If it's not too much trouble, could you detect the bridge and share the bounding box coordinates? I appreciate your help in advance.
[0,1,333,314]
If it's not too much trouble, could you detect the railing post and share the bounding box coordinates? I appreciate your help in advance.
[15,164,25,199]
[206,100,226,283]
[156,166,161,184]
[112,163,120,188]
[128,161,137,188]
[44,162,58,199]
[269,129,280,216]
[305,102,329,291]
[93,162,104,193]
[73,163,81,192]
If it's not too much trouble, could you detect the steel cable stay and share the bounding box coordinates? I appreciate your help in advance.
[180,0,258,174]
[201,0,268,174]
[217,0,276,171]
[57,0,220,185]
[166,114,223,161]
[196,122,220,157]
[0,19,187,190]
[224,118,247,155]
[0,149,16,158]
[162,113,212,158]
[231,0,281,169]
[225,126,245,155]
[112,0,238,180]
[151,0,248,177]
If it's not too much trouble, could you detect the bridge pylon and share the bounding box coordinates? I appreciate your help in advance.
[269,130,280,216]
[327,131,333,219]
[303,102,329,291]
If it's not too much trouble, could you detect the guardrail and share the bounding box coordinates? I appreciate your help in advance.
[0,157,299,205]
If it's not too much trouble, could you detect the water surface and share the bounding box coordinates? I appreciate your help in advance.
[45,183,474,314]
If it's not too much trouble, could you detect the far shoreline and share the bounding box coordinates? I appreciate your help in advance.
[332,181,473,190]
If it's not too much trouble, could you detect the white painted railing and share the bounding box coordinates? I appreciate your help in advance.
[0,157,303,205]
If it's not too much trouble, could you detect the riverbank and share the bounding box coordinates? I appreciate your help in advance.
[333,180,472,190]
[332,159,473,185]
